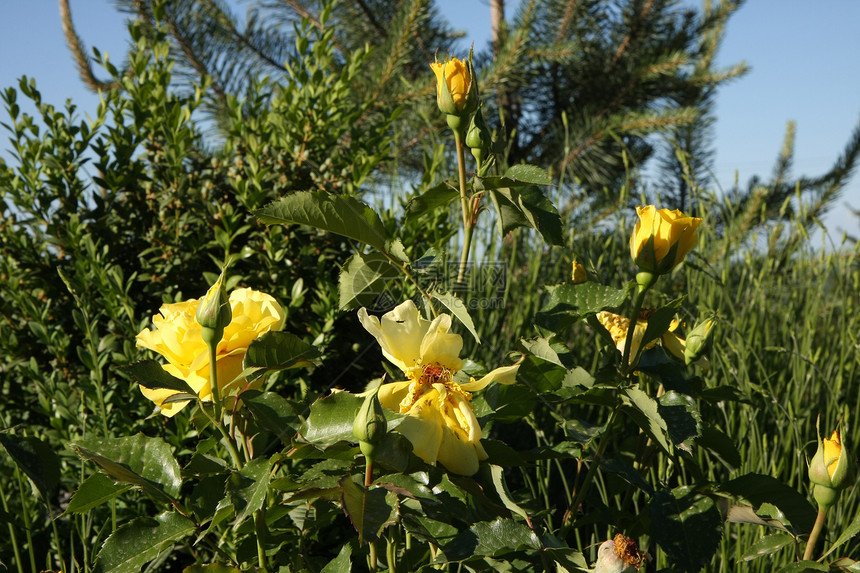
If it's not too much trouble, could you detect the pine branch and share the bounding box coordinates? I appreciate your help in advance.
[59,0,120,92]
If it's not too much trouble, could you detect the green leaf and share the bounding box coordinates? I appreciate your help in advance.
[649,486,722,573]
[440,518,541,561]
[372,431,413,473]
[405,182,459,218]
[338,252,400,310]
[300,391,364,448]
[244,331,320,380]
[519,337,563,366]
[518,356,566,394]
[256,191,389,253]
[339,476,397,543]
[95,511,196,573]
[65,472,131,514]
[242,391,300,444]
[432,291,480,343]
[718,473,816,534]
[301,392,404,449]
[741,532,795,561]
[541,283,629,323]
[226,457,272,528]
[491,186,563,245]
[658,390,701,450]
[777,562,829,573]
[504,164,554,185]
[69,433,182,503]
[488,465,528,521]
[476,165,554,190]
[321,543,352,573]
[121,359,193,393]
[821,504,860,559]
[698,424,741,469]
[0,435,60,497]
[183,565,242,573]
[622,388,671,454]
[718,502,792,533]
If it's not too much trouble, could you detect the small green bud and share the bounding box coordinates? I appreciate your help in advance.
[684,318,715,365]
[196,271,232,332]
[466,106,491,169]
[353,388,387,451]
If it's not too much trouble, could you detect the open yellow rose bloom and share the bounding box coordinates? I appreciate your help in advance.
[596,310,685,364]
[359,301,518,475]
[136,288,285,416]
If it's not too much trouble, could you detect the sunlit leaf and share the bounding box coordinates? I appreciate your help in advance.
[433,291,480,343]
[122,359,193,393]
[95,511,195,573]
[242,391,300,444]
[256,191,389,252]
[69,434,182,503]
[65,472,131,514]
[244,331,319,380]
[338,251,399,310]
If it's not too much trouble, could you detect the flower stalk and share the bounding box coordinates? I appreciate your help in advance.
[455,131,474,284]
[621,272,656,371]
[803,507,828,561]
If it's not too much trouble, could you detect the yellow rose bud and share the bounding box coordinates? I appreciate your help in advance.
[629,205,702,275]
[571,260,587,283]
[809,417,851,509]
[136,287,285,417]
[430,54,477,123]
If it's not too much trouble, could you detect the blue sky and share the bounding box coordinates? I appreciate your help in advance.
[2,0,858,238]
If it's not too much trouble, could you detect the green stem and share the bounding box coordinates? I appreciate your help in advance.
[48,507,67,573]
[560,404,621,539]
[620,276,655,372]
[207,339,223,423]
[254,509,269,572]
[369,542,378,572]
[12,467,37,573]
[386,531,397,573]
[803,507,828,561]
[454,132,473,284]
[0,477,25,573]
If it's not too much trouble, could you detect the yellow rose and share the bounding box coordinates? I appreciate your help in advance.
[571,260,587,283]
[430,56,476,117]
[596,310,685,365]
[809,420,851,508]
[359,300,518,475]
[136,287,285,417]
[629,205,702,274]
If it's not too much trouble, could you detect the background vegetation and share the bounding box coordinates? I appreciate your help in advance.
[1,0,859,571]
